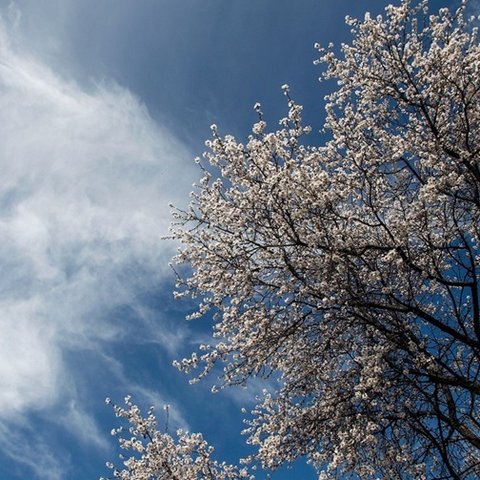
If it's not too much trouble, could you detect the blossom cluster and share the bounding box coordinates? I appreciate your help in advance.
[103,397,253,480]
[170,1,480,478]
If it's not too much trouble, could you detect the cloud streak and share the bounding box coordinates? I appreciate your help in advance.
[0,13,195,427]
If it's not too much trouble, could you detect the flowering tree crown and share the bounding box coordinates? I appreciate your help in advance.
[107,1,480,479]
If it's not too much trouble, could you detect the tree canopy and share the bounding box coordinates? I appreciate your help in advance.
[106,1,480,478]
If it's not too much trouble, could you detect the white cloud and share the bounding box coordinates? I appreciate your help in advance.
[0,421,66,480]
[60,400,110,450]
[99,351,190,430]
[0,12,196,424]
[0,297,59,414]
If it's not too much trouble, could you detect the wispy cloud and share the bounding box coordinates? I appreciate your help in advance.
[99,350,190,429]
[0,2,195,453]
[0,420,67,480]
[59,400,110,451]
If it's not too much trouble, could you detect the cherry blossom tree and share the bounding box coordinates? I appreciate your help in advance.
[106,1,480,479]
[103,397,253,480]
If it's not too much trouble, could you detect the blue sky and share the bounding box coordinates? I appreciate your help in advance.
[0,1,463,479]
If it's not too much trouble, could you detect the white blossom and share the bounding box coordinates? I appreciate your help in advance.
[103,397,253,480]
[169,1,480,478]
[105,1,480,479]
